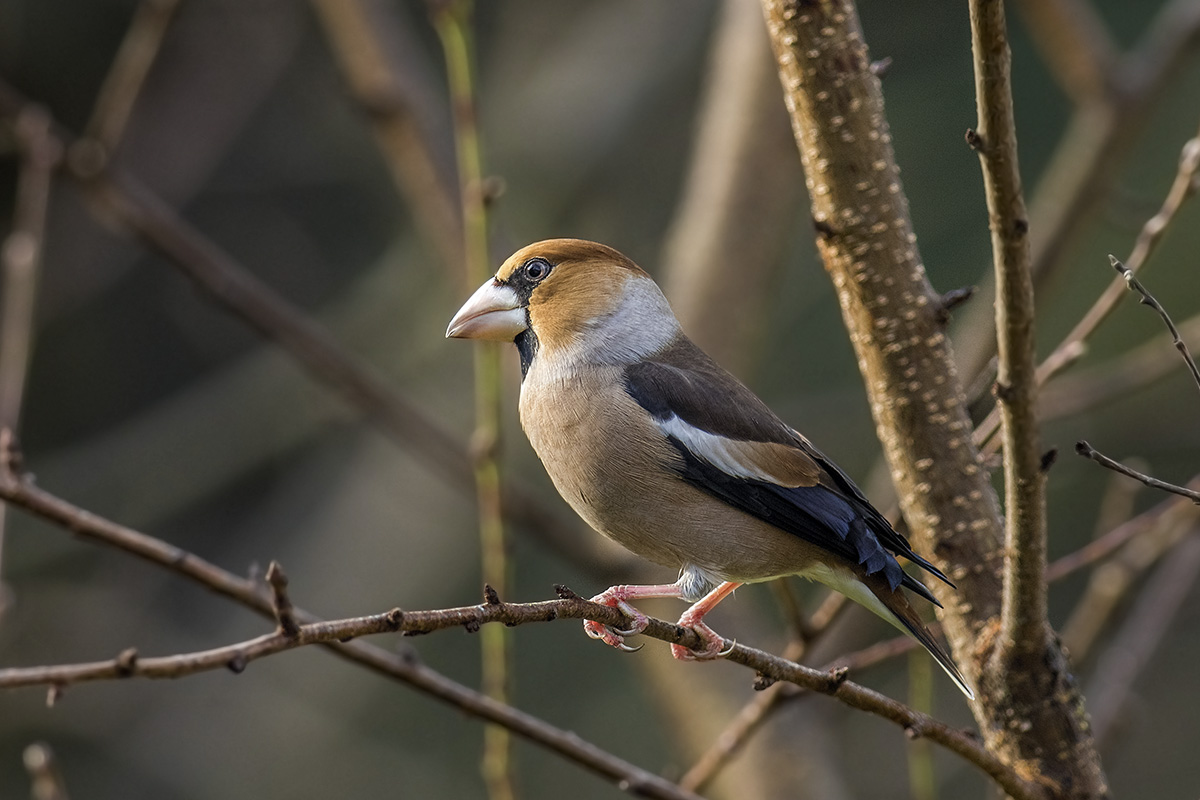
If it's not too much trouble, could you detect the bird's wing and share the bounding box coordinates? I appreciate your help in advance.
[623,343,951,600]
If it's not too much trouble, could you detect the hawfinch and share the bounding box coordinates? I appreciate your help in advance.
[447,239,972,698]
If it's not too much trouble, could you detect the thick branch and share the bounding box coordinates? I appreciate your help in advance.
[760,0,1106,795]
[969,0,1047,667]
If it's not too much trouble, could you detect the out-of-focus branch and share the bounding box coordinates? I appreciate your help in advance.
[0,78,584,567]
[660,0,799,374]
[84,0,180,152]
[0,434,697,800]
[311,0,463,274]
[1061,480,1200,660]
[1087,531,1200,747]
[0,105,61,617]
[24,743,69,800]
[1012,0,1115,103]
[679,590,846,791]
[968,0,1049,669]
[1038,315,1200,423]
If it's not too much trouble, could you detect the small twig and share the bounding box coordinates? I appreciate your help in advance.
[1110,254,1200,398]
[1075,441,1200,504]
[84,0,181,152]
[24,742,70,800]
[0,103,61,617]
[265,561,300,637]
[1087,531,1200,746]
[1038,127,1200,385]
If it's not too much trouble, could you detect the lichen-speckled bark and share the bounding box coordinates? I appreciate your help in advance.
[761,0,1107,796]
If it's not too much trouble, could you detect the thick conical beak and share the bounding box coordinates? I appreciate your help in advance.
[446,279,527,340]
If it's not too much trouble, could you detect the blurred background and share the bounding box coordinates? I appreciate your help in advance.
[2,0,1199,797]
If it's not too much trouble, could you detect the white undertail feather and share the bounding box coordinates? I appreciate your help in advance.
[805,564,975,699]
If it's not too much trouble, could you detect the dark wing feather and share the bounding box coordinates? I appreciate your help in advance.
[624,338,951,597]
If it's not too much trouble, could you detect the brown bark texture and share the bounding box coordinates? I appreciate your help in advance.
[760,0,1108,796]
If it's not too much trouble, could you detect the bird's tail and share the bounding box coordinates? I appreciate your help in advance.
[869,580,974,700]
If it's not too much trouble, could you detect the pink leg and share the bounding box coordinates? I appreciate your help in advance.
[583,581,687,651]
[672,581,741,661]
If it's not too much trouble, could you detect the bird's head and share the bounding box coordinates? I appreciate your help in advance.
[446,239,680,369]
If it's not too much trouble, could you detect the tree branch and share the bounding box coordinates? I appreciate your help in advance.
[1110,255,1200,398]
[760,0,1105,793]
[0,432,698,800]
[968,0,1048,667]
[1075,442,1200,504]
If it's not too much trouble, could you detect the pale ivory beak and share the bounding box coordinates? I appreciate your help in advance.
[446,279,527,340]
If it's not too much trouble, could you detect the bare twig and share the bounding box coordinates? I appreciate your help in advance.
[969,0,1048,666]
[0,607,409,688]
[265,561,300,637]
[1087,531,1200,746]
[1110,255,1200,398]
[973,124,1200,456]
[955,0,1200,390]
[1075,442,1200,504]
[0,104,61,616]
[0,441,697,800]
[24,742,69,800]
[84,0,180,152]
[1038,126,1200,384]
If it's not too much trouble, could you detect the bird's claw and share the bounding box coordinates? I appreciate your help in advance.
[670,619,731,661]
[584,594,649,653]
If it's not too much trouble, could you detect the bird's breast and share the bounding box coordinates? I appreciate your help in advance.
[517,362,830,582]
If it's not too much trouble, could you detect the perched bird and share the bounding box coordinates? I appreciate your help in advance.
[447,238,972,698]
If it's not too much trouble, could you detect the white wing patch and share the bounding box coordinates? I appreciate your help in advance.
[657,415,780,482]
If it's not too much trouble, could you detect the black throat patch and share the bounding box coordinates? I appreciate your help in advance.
[514,323,538,379]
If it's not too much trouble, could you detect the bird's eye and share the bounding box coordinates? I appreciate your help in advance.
[522,257,551,282]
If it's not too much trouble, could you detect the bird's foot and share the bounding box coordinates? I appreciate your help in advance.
[670,616,733,661]
[584,590,649,653]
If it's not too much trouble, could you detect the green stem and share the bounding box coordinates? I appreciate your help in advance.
[433,5,514,800]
